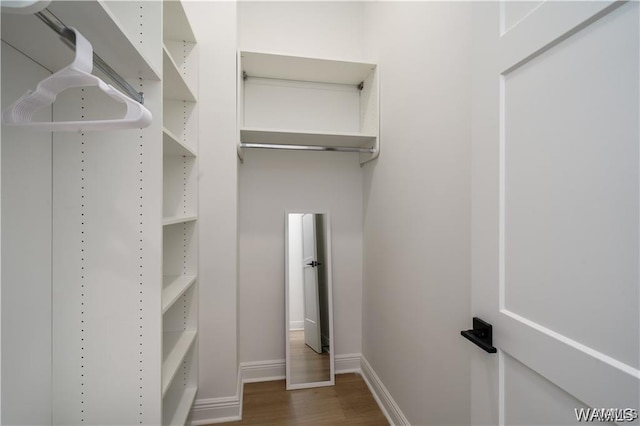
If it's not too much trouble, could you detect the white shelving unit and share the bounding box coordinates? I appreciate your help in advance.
[162,1,199,425]
[2,0,199,424]
[2,1,167,424]
[237,51,380,165]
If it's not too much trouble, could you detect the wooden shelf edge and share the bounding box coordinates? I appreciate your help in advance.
[162,275,197,314]
[162,331,197,397]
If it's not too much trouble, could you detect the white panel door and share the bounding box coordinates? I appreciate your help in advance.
[302,213,322,354]
[471,2,639,425]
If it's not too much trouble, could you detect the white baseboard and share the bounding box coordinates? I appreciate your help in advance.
[240,359,286,383]
[190,397,241,425]
[335,353,361,374]
[290,320,304,330]
[191,359,285,425]
[190,354,408,426]
[190,369,242,425]
[360,355,410,426]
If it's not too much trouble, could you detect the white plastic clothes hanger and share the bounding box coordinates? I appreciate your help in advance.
[0,0,51,15]
[2,27,152,131]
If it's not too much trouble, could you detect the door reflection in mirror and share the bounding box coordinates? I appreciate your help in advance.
[286,213,334,389]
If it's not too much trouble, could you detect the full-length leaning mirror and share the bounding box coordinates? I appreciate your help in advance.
[285,212,335,390]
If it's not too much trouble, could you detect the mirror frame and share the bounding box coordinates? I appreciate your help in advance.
[285,211,335,390]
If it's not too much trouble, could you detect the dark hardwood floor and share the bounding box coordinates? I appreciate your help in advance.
[216,373,389,425]
[289,330,331,384]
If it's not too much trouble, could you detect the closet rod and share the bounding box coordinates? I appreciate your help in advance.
[35,8,145,105]
[240,143,375,154]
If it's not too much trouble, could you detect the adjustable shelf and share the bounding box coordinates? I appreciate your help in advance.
[163,0,196,43]
[163,46,197,102]
[164,386,198,426]
[162,330,197,396]
[164,127,197,157]
[162,339,197,425]
[162,215,198,227]
[240,127,376,151]
[238,51,379,165]
[162,275,197,314]
[241,51,374,84]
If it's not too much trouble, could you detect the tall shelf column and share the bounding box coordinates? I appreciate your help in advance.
[1,0,200,423]
[161,1,199,424]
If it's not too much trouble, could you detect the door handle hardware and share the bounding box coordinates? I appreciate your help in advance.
[461,317,497,354]
[306,261,322,267]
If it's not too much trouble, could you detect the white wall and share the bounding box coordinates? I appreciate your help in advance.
[194,3,474,425]
[185,1,239,400]
[238,1,366,62]
[238,2,366,365]
[288,214,304,330]
[361,2,473,425]
[239,150,363,363]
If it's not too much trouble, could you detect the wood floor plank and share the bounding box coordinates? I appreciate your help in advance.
[289,330,331,384]
[214,373,388,426]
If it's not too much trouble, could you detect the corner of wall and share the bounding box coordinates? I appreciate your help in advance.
[190,368,242,425]
[359,355,410,426]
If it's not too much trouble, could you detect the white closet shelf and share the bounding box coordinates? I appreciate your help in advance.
[162,275,197,314]
[163,47,197,102]
[240,127,376,149]
[165,387,198,426]
[1,1,160,81]
[163,0,196,43]
[162,215,197,226]
[238,50,379,164]
[241,51,376,85]
[163,127,197,157]
[162,330,197,397]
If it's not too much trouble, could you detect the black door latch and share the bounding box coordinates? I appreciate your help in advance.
[461,317,497,354]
